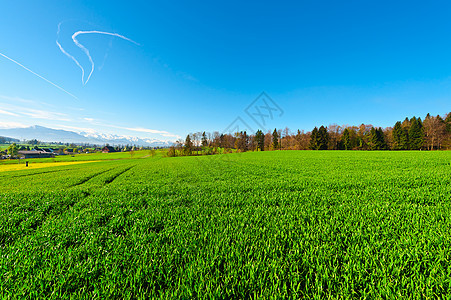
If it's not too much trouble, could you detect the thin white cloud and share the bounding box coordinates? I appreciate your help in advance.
[56,124,179,142]
[55,124,97,133]
[0,52,78,99]
[0,109,19,117]
[161,133,181,138]
[0,95,35,104]
[122,126,180,138]
[21,108,71,121]
[58,123,179,140]
[105,124,180,139]
[123,127,169,134]
[0,95,55,108]
[67,106,85,111]
[0,100,71,122]
[0,121,29,129]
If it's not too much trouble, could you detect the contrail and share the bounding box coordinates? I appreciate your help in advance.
[0,51,78,99]
[72,31,139,85]
[56,24,139,85]
[56,23,85,85]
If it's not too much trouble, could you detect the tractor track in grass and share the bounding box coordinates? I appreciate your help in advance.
[69,168,116,187]
[104,165,136,185]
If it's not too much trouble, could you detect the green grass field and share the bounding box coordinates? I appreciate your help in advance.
[0,151,450,298]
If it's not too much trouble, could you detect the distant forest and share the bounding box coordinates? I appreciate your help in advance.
[171,112,451,156]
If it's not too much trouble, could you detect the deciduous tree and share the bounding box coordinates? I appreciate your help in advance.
[423,114,447,150]
[7,143,18,158]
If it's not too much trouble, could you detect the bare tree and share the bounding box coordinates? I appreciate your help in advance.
[424,114,446,150]
[264,131,272,150]
[282,127,290,150]
[328,124,342,150]
[192,132,202,154]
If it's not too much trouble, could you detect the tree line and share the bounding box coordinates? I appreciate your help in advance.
[169,112,451,156]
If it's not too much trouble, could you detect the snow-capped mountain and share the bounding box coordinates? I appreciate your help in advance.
[0,125,174,147]
[79,130,172,147]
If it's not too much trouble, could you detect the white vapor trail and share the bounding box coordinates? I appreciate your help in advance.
[57,24,139,85]
[0,51,78,99]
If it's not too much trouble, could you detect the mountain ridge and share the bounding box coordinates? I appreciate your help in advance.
[0,125,173,147]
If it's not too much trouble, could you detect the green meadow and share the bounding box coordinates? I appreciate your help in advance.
[1,151,450,298]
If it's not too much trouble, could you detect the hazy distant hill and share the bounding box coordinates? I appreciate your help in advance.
[0,135,20,144]
[0,125,172,147]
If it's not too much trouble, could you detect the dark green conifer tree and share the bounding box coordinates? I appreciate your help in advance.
[310,127,319,150]
[255,130,265,151]
[399,127,409,150]
[368,127,378,150]
[368,127,387,150]
[376,128,388,150]
[392,121,409,150]
[184,134,193,155]
[408,117,424,150]
[201,131,208,147]
[272,128,279,150]
[318,126,329,150]
[444,113,451,133]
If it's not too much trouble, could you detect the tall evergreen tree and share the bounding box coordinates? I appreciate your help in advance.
[201,131,208,147]
[399,127,409,150]
[184,134,193,155]
[219,134,225,148]
[243,131,248,151]
[445,113,451,133]
[310,127,319,150]
[408,117,424,150]
[401,117,411,130]
[367,127,387,150]
[318,126,329,150]
[255,130,265,151]
[376,128,387,150]
[272,128,279,150]
[392,122,402,150]
[392,121,409,150]
[368,127,378,150]
[444,113,451,149]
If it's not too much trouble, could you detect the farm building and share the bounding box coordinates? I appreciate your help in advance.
[102,146,117,153]
[18,150,54,159]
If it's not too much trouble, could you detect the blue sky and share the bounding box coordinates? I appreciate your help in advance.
[0,1,450,141]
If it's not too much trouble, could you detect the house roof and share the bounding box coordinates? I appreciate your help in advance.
[18,151,51,155]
